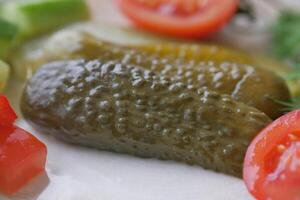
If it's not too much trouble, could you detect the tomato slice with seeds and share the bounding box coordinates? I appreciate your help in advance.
[244,110,300,200]
[0,95,17,126]
[117,0,239,38]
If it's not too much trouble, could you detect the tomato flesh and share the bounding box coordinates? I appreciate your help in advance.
[132,0,213,16]
[0,126,47,195]
[0,95,47,195]
[264,142,300,200]
[244,110,300,200]
[118,0,239,38]
[0,95,17,127]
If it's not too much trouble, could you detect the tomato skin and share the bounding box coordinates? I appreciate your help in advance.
[117,0,239,38]
[0,95,17,127]
[0,126,47,195]
[243,110,300,200]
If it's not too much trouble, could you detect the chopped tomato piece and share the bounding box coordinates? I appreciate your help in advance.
[0,126,47,195]
[0,95,17,127]
[117,0,239,38]
[243,110,300,200]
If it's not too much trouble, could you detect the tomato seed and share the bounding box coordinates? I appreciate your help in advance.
[277,144,286,153]
[288,133,298,141]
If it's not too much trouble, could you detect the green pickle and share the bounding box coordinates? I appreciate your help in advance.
[134,43,257,65]
[22,32,290,119]
[21,59,272,177]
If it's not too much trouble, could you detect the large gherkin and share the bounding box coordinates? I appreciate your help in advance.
[22,32,291,119]
[21,59,271,177]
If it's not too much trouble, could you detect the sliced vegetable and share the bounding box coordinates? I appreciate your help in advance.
[244,110,300,200]
[0,96,47,195]
[0,0,90,40]
[0,60,10,92]
[0,18,18,58]
[117,0,239,38]
[0,125,47,195]
[0,95,16,127]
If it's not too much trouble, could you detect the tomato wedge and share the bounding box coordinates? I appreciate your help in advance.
[244,110,300,200]
[0,95,17,126]
[0,126,47,195]
[0,95,47,195]
[117,0,239,38]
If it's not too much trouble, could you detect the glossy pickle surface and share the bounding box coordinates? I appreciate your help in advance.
[21,59,272,177]
[22,32,290,119]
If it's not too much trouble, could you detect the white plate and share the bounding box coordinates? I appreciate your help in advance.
[4,0,289,198]
[5,120,251,200]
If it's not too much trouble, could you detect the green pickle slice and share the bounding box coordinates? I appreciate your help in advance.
[0,18,18,58]
[0,0,90,40]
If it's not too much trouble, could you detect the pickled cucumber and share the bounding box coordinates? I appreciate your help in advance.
[135,43,300,96]
[15,31,290,118]
[21,59,272,177]
[133,43,257,65]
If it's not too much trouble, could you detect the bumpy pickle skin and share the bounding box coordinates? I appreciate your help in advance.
[133,43,257,65]
[20,32,290,119]
[21,59,271,177]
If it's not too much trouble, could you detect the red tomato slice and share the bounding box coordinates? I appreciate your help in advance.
[117,0,239,38]
[0,95,17,127]
[244,110,300,200]
[0,126,47,195]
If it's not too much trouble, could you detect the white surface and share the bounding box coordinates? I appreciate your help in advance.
[2,120,252,200]
[4,0,292,198]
